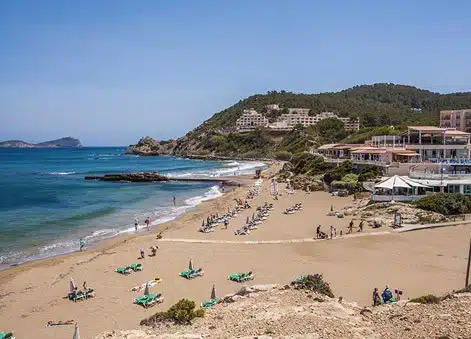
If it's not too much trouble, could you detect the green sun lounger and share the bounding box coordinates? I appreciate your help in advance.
[179,268,204,279]
[0,332,15,339]
[116,266,132,275]
[67,288,95,302]
[130,263,143,271]
[134,293,163,308]
[295,274,309,282]
[201,298,220,309]
[228,271,254,282]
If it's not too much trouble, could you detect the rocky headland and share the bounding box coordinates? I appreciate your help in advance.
[126,136,177,156]
[0,137,82,148]
[96,284,471,339]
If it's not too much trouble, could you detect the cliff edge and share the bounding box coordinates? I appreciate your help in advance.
[126,137,176,156]
[96,285,471,339]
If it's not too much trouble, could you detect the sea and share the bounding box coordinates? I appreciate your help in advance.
[0,147,264,268]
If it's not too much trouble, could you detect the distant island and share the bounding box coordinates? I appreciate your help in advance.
[0,137,82,148]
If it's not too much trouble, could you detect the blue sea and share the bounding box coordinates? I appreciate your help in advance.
[0,148,264,267]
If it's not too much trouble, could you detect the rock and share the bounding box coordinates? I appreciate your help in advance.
[127,136,177,156]
[85,172,169,182]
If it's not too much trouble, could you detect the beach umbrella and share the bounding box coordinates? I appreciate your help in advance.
[189,259,193,270]
[73,322,80,339]
[210,284,217,300]
[246,216,249,224]
[69,278,77,293]
[202,220,205,227]
[252,213,255,221]
[144,282,150,296]
[330,204,334,212]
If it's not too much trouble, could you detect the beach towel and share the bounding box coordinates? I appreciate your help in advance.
[46,320,74,327]
[131,278,162,292]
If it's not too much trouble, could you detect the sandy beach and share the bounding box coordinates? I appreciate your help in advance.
[1,163,471,339]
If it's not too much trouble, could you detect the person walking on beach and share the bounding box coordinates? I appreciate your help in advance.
[145,217,150,231]
[330,225,334,239]
[316,225,321,239]
[134,217,139,232]
[347,220,354,234]
[79,238,85,252]
[173,195,176,206]
[358,220,364,233]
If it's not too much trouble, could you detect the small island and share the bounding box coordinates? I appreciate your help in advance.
[0,137,82,148]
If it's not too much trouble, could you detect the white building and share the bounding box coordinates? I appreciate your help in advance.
[235,109,269,131]
[287,108,310,115]
[310,112,360,131]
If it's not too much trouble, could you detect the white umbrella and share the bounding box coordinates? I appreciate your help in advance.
[73,322,80,339]
[144,282,150,296]
[188,258,193,270]
[70,278,77,293]
[210,284,217,300]
[375,175,411,190]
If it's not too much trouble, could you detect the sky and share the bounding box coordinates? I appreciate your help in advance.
[1,0,471,146]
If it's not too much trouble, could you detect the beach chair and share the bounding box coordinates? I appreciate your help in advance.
[134,293,163,308]
[228,271,254,282]
[130,263,143,272]
[74,290,87,302]
[0,332,15,339]
[201,298,220,309]
[179,268,204,279]
[116,266,132,275]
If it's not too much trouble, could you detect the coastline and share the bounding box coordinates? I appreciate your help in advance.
[1,161,470,339]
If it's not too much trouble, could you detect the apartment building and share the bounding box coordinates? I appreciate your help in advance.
[287,108,310,115]
[310,112,360,131]
[440,109,471,132]
[235,109,269,131]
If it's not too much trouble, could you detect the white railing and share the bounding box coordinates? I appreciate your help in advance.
[371,195,422,202]
[409,172,471,180]
[323,158,388,166]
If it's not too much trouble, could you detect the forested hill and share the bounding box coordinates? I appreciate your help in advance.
[171,83,471,157]
[193,83,471,131]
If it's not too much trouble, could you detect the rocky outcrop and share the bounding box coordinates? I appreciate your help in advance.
[342,200,448,226]
[127,137,176,156]
[95,286,471,339]
[85,172,169,182]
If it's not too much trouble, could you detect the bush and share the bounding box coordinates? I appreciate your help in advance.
[274,151,293,161]
[140,299,204,326]
[342,173,358,183]
[413,193,471,215]
[290,153,326,175]
[290,273,334,298]
[409,294,441,304]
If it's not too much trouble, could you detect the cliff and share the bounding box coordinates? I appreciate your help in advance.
[96,284,471,339]
[0,137,82,148]
[126,136,176,156]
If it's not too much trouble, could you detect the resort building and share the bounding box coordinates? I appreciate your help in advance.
[287,108,310,115]
[440,109,471,132]
[310,112,360,131]
[235,109,269,131]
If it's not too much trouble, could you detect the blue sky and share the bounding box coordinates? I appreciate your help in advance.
[1,0,470,146]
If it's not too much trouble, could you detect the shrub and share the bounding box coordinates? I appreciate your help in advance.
[290,273,334,298]
[140,299,204,326]
[342,173,358,183]
[409,294,441,304]
[274,151,293,161]
[413,193,471,215]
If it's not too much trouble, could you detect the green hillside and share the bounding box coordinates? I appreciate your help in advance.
[170,83,471,158]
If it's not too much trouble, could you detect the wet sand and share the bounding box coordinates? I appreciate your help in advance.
[0,165,470,339]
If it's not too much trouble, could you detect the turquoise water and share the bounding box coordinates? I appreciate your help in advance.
[0,148,264,266]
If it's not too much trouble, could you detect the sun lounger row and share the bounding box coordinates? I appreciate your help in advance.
[228,271,254,282]
[67,288,95,302]
[199,205,244,233]
[234,203,273,235]
[116,263,142,275]
[134,293,164,308]
[283,203,303,215]
[179,268,204,279]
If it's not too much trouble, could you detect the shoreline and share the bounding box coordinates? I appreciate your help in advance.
[0,168,262,274]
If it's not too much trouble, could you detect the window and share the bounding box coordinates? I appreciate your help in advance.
[465,185,471,195]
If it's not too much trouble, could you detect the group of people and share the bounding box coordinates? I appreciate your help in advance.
[347,220,364,234]
[372,285,398,306]
[316,225,336,239]
[139,245,159,259]
[134,217,151,232]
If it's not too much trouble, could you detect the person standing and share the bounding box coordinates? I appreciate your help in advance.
[316,225,321,239]
[145,217,150,231]
[173,195,176,206]
[330,225,334,239]
[134,217,139,232]
[79,238,85,252]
